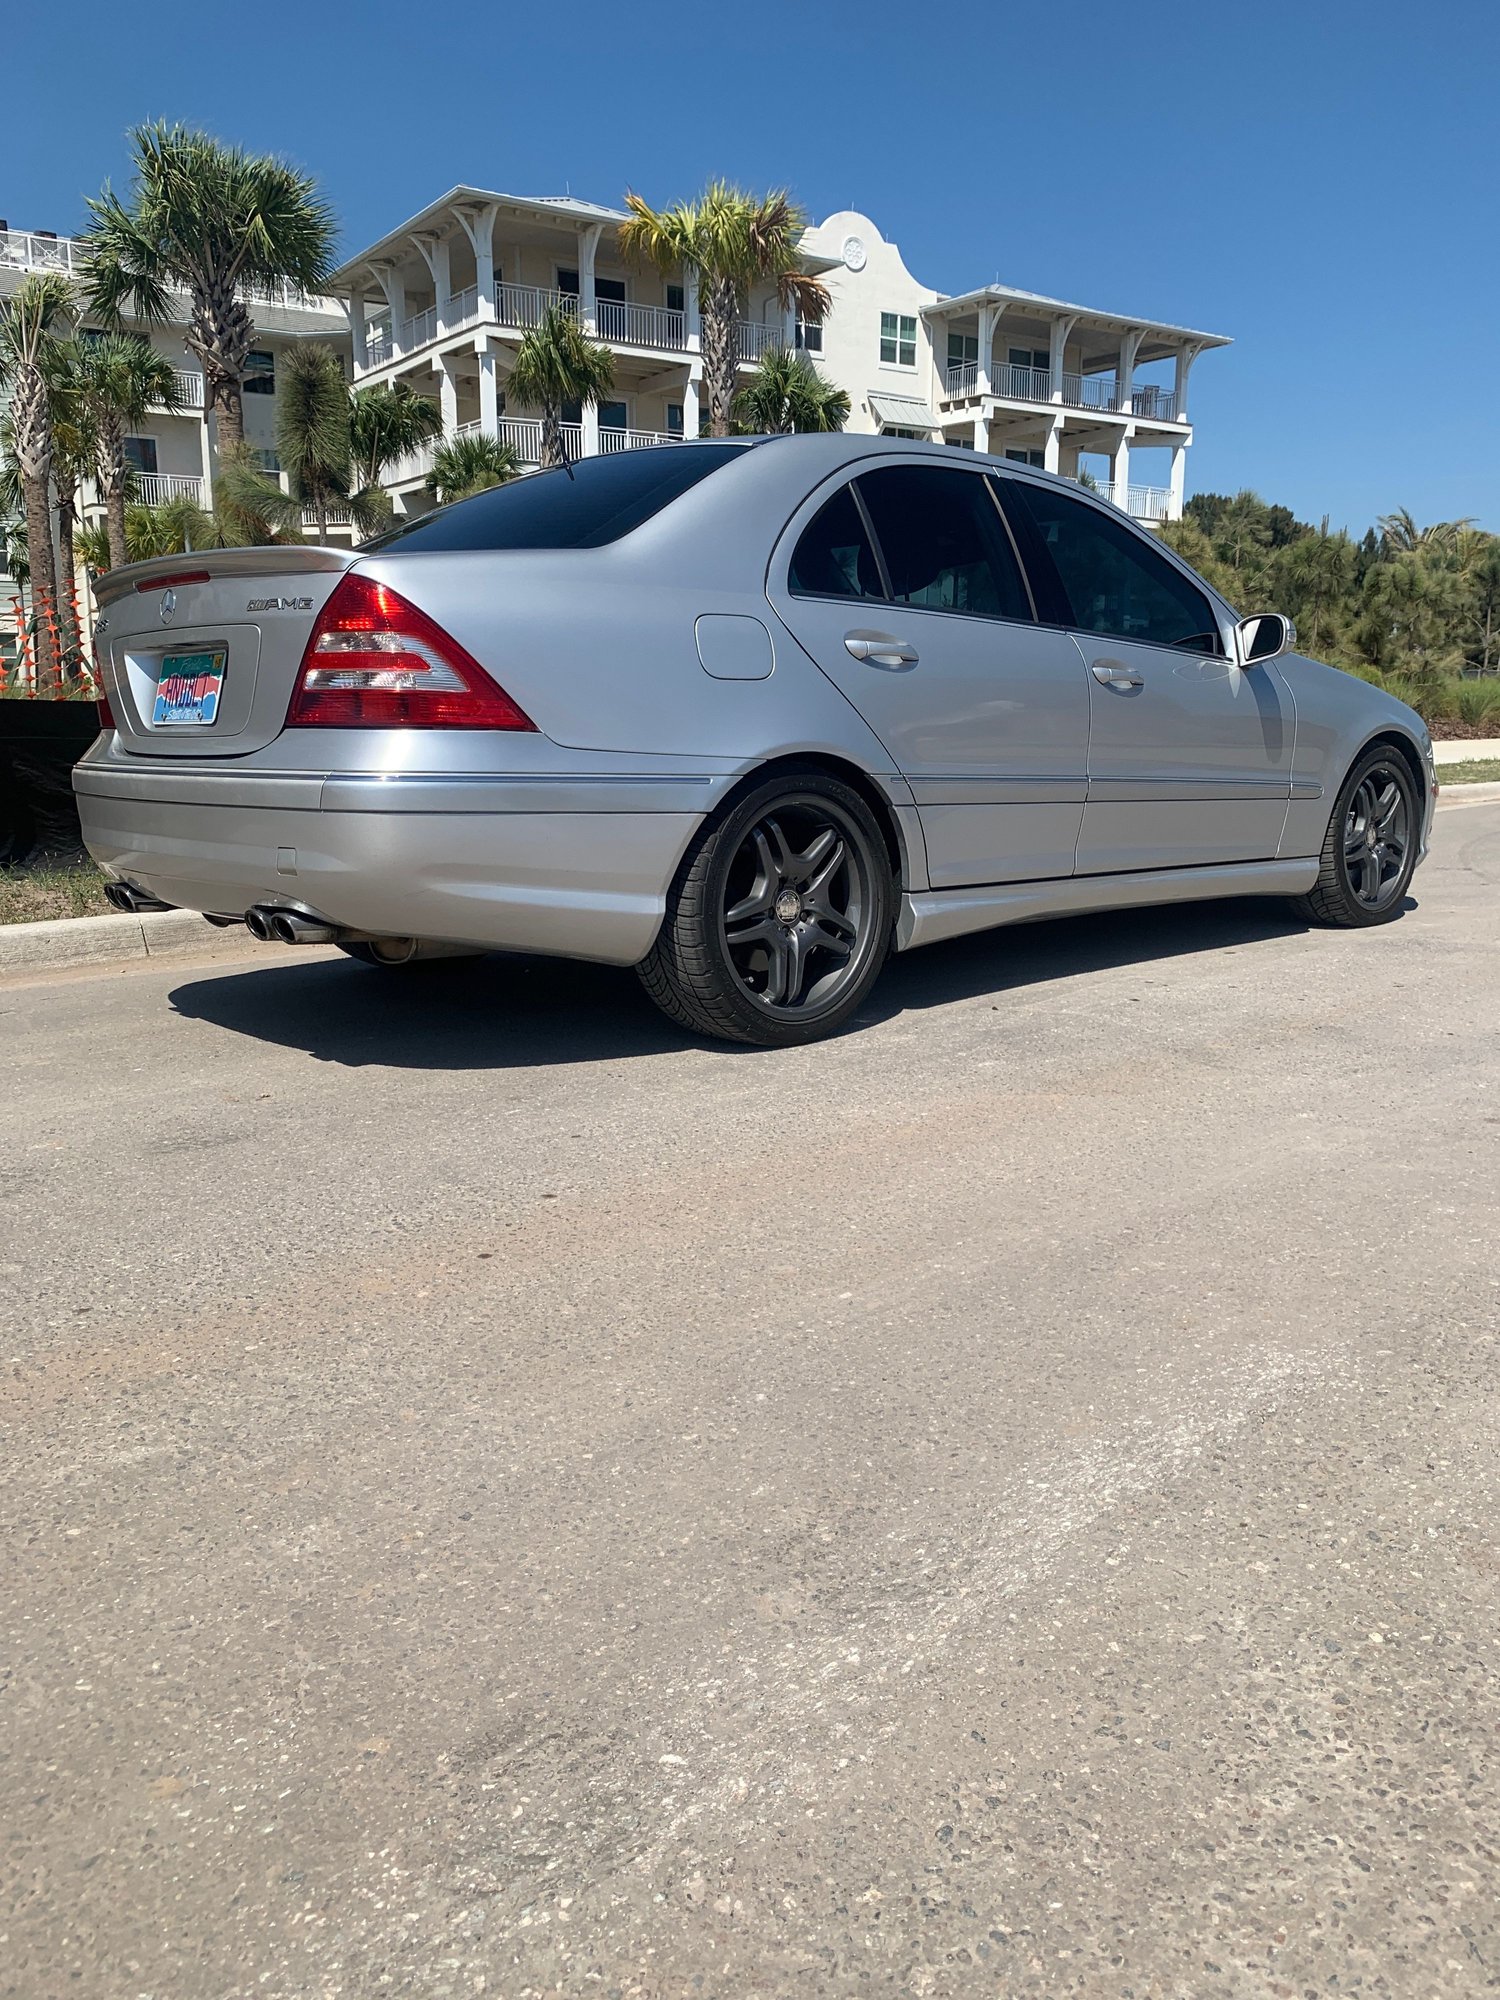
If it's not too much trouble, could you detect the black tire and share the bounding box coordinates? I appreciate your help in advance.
[1293,743,1420,928]
[638,771,896,1047]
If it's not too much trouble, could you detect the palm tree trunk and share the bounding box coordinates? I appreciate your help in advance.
[55,491,80,675]
[540,404,567,472]
[212,375,246,450]
[701,276,739,437]
[21,473,58,691]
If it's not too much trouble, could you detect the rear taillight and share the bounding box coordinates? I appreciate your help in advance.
[97,689,116,731]
[287,573,535,731]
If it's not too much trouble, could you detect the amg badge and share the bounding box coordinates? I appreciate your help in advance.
[247,596,314,612]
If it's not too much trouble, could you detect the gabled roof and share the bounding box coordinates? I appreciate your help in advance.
[330,185,629,289]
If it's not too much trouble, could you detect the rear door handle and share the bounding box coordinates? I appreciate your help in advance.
[844,629,919,669]
[1090,657,1144,687]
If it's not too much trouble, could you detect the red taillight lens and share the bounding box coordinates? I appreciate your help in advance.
[134,570,211,593]
[286,574,536,731]
[97,688,116,731]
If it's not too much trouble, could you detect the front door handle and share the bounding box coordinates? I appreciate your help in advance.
[1090,657,1144,688]
[845,629,919,669]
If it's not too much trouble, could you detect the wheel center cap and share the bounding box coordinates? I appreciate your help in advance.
[1367,826,1379,849]
[774,888,804,925]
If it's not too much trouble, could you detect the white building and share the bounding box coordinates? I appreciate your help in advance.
[329,190,1228,528]
[799,212,1230,525]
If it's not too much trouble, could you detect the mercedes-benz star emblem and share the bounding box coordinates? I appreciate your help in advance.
[159,589,177,625]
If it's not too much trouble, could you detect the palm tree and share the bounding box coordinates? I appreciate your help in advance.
[505,307,615,470]
[212,344,387,545]
[424,433,522,505]
[78,496,223,569]
[0,272,74,688]
[67,333,180,571]
[350,383,443,494]
[619,184,831,437]
[83,123,335,450]
[735,348,849,434]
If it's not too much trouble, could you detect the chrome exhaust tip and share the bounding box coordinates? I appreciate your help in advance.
[268,909,340,946]
[105,881,174,915]
[244,905,276,941]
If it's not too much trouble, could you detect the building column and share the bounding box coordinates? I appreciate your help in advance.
[1048,314,1076,404]
[972,413,988,451]
[349,288,368,372]
[581,401,600,459]
[478,343,499,436]
[1112,423,1135,508]
[1172,342,1201,422]
[454,201,499,318]
[683,366,701,438]
[375,265,405,357]
[1169,440,1188,520]
[685,270,701,353]
[975,302,1000,395]
[578,222,603,332]
[435,353,458,434]
[1117,328,1143,415]
[1043,412,1063,474]
[413,233,452,334]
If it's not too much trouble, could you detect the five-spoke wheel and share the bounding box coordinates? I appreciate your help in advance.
[1295,744,1420,928]
[639,772,895,1046]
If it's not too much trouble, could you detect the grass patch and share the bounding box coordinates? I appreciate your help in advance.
[1439,759,1500,788]
[0,858,114,925]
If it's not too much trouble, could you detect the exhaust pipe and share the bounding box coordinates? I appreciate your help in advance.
[244,905,276,941]
[105,881,175,915]
[267,908,340,946]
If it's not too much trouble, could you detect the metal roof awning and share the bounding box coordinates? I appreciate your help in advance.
[868,392,941,434]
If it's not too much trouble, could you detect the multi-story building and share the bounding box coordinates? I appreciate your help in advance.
[0,221,351,651]
[329,191,1227,530]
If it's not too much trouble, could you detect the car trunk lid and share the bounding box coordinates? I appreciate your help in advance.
[94,547,356,757]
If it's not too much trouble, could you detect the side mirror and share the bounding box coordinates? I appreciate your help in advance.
[1239,612,1296,664]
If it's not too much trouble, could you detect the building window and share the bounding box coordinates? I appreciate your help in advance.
[880,312,917,368]
[665,403,684,436]
[1008,346,1050,372]
[123,436,158,475]
[947,436,976,449]
[251,447,282,473]
[795,318,824,354]
[666,284,685,315]
[557,268,580,296]
[597,401,629,432]
[1005,448,1046,468]
[948,332,978,368]
[244,350,275,395]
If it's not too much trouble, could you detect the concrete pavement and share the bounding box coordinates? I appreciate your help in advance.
[3,797,1497,1999]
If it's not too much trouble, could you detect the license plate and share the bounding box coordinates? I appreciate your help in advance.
[152,650,227,727]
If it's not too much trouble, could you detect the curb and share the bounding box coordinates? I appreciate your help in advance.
[1432,739,1500,766]
[0,908,279,977]
[1436,780,1500,804]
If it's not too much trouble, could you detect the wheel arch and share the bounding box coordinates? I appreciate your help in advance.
[709,753,914,889]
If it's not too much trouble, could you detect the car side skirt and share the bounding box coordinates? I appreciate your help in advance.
[896,857,1321,952]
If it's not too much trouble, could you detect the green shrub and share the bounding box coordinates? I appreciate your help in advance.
[1454,679,1500,728]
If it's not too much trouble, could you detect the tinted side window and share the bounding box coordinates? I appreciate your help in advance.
[369,444,752,552]
[855,465,1032,621]
[788,484,885,600]
[1006,481,1222,654]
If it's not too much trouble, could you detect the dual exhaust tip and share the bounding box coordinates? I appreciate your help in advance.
[244,904,340,946]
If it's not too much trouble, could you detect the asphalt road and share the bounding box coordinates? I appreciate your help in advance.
[4,797,1498,2000]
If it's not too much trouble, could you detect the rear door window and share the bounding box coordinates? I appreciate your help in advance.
[787,484,885,600]
[369,443,752,552]
[1003,479,1223,654]
[854,464,1033,621]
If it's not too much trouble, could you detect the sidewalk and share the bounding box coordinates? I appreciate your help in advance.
[1433,737,1500,765]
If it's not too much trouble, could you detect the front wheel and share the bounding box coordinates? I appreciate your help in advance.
[638,772,896,1046]
[1293,744,1420,927]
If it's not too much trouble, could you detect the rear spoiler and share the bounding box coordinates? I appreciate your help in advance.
[93,544,358,610]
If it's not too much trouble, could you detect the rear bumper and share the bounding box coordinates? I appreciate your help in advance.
[75,764,709,966]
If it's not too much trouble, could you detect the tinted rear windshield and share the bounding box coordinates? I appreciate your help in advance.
[369,443,753,553]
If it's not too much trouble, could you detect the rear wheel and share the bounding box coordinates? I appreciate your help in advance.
[1293,744,1420,927]
[638,772,895,1046]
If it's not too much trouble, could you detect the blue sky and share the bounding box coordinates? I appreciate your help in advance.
[8,0,1495,533]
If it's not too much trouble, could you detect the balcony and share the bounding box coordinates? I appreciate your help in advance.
[133,472,205,505]
[0,228,86,275]
[1069,474,1173,522]
[596,298,687,349]
[494,282,578,331]
[943,362,1181,424]
[150,369,204,410]
[737,321,784,363]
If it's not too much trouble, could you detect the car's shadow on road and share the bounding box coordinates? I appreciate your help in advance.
[169,897,1313,1071]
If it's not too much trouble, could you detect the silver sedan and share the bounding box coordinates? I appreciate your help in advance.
[78,437,1434,1045]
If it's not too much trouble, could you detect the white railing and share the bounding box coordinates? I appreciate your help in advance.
[1059,371,1120,412]
[0,228,84,274]
[994,362,1055,404]
[944,361,979,399]
[365,335,392,368]
[1068,473,1174,521]
[146,369,204,410]
[1127,384,1181,423]
[737,320,784,362]
[494,282,578,330]
[598,426,683,452]
[595,299,687,349]
[303,506,354,528]
[132,472,205,505]
[400,304,438,351]
[448,283,480,327]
